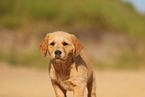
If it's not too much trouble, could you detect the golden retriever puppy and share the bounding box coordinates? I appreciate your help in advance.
[40,31,96,97]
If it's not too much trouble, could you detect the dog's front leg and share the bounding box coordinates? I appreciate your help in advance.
[73,83,86,97]
[52,83,67,97]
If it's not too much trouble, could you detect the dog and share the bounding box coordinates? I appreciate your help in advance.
[40,31,96,97]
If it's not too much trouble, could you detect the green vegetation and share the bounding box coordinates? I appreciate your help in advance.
[0,0,145,69]
[0,48,50,69]
[0,0,145,39]
[94,51,145,70]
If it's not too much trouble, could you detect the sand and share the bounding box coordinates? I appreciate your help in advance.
[0,63,145,97]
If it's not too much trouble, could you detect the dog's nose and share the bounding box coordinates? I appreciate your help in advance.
[54,50,62,55]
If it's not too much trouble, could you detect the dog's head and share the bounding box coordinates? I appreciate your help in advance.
[40,31,83,62]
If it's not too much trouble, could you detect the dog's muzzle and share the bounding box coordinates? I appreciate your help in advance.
[54,50,62,60]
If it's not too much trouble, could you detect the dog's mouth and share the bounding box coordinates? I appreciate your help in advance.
[54,55,63,60]
[55,57,61,60]
[54,56,66,62]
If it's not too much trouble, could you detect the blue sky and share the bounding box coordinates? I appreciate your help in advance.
[123,0,145,14]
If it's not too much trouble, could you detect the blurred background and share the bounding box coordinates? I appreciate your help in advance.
[0,0,145,97]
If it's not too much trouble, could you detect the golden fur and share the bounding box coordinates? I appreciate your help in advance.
[40,31,96,97]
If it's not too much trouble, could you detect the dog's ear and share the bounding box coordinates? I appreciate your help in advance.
[39,34,49,57]
[71,34,83,57]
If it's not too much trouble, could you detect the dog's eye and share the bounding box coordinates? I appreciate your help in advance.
[50,42,55,46]
[63,42,68,46]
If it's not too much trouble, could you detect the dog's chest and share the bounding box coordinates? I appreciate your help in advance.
[49,65,74,90]
[49,62,87,91]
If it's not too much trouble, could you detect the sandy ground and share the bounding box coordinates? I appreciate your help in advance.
[0,63,145,97]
